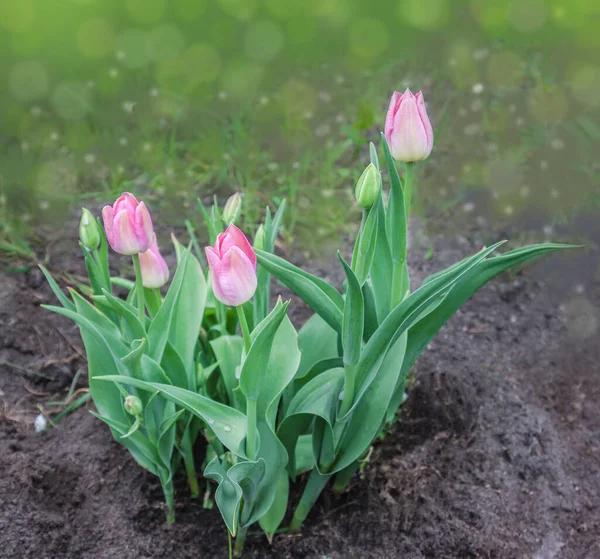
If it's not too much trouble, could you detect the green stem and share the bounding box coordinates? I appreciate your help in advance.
[234,526,248,557]
[182,432,200,498]
[228,529,233,559]
[390,261,406,308]
[333,460,360,493]
[132,254,145,326]
[162,479,175,524]
[236,305,252,353]
[403,162,413,220]
[246,398,258,461]
[289,468,332,532]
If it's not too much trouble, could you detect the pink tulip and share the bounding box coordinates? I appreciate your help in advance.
[139,234,169,288]
[205,224,257,307]
[102,192,154,255]
[384,88,433,162]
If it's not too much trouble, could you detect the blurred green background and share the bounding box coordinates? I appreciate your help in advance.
[1,0,599,275]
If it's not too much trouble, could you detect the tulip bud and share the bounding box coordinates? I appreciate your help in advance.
[139,234,170,288]
[222,193,242,225]
[124,395,143,416]
[205,224,257,307]
[79,208,101,250]
[253,224,265,251]
[384,88,433,162]
[354,163,381,209]
[101,192,154,255]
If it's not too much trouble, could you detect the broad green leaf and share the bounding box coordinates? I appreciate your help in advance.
[278,368,344,476]
[71,290,122,340]
[161,342,189,390]
[294,435,315,475]
[95,376,248,457]
[97,288,145,341]
[258,469,289,542]
[239,301,289,402]
[211,336,244,408]
[362,280,379,341]
[296,314,339,380]
[339,254,364,367]
[204,456,243,536]
[157,405,181,471]
[228,458,266,526]
[39,265,75,311]
[381,134,406,266]
[147,248,206,381]
[256,249,344,333]
[341,242,506,421]
[333,336,406,473]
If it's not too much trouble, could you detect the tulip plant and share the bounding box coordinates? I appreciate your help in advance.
[41,88,574,556]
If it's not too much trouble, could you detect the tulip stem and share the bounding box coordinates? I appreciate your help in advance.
[403,162,413,221]
[236,306,252,353]
[132,254,146,326]
[246,398,258,461]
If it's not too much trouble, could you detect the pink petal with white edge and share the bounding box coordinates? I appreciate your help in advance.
[135,202,153,251]
[101,205,114,247]
[416,91,434,155]
[223,224,257,270]
[114,209,140,254]
[384,91,402,146]
[211,246,257,306]
[392,93,428,162]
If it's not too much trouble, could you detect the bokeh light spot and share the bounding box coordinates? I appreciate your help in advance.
[125,0,166,25]
[529,85,568,123]
[77,18,115,58]
[183,44,221,83]
[279,79,317,119]
[221,62,264,98]
[9,61,49,102]
[0,0,35,33]
[51,82,92,120]
[470,0,509,29]
[173,0,205,20]
[244,21,284,62]
[147,24,186,62]
[509,0,547,32]
[349,18,389,58]
[218,0,258,21]
[115,29,152,69]
[400,0,449,30]
[569,65,600,108]
[486,52,522,88]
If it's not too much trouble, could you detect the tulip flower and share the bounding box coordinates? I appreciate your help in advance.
[205,224,257,307]
[355,163,381,209]
[384,88,433,162]
[101,192,153,255]
[139,234,170,289]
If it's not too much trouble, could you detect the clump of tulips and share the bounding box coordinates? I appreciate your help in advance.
[42,88,574,556]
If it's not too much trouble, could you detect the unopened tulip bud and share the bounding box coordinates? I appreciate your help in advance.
[139,234,170,288]
[124,395,143,416]
[384,88,433,162]
[101,192,154,255]
[79,208,101,250]
[253,224,265,251]
[222,193,242,225]
[355,163,381,209]
[205,224,257,307]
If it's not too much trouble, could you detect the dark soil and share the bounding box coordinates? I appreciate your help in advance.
[1,221,599,559]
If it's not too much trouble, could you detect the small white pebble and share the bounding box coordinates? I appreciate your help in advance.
[35,414,47,433]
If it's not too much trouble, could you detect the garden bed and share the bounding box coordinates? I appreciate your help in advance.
[1,224,598,559]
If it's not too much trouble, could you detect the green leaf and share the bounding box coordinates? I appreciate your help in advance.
[97,288,145,341]
[228,458,267,526]
[39,265,75,311]
[239,301,289,402]
[381,134,406,266]
[211,336,244,408]
[370,194,392,321]
[95,376,248,457]
[147,248,206,382]
[362,281,379,341]
[296,314,339,381]
[352,205,378,285]
[204,456,243,536]
[339,254,364,367]
[341,242,506,421]
[256,249,344,333]
[258,469,289,542]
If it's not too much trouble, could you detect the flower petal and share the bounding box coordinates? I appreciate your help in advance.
[101,205,114,248]
[224,224,257,270]
[384,91,402,146]
[212,246,257,306]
